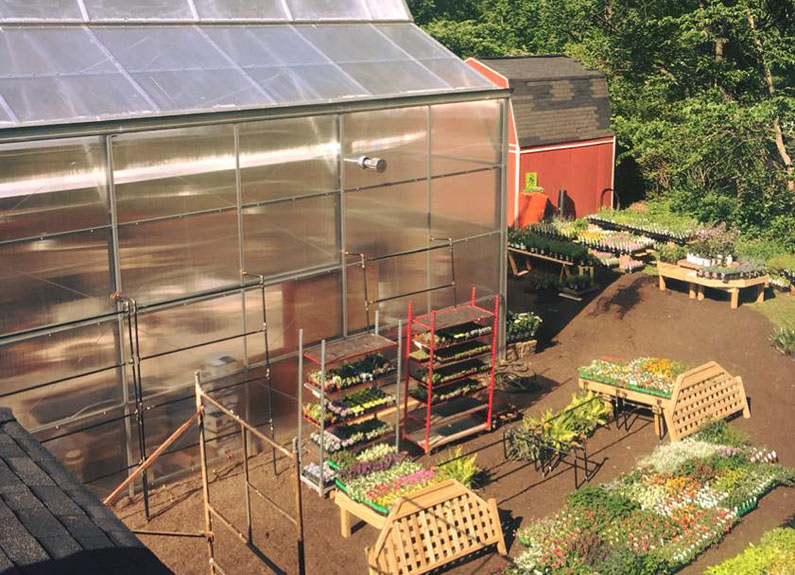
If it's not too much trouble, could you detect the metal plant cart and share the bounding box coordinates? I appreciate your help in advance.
[403,288,500,454]
[296,318,404,496]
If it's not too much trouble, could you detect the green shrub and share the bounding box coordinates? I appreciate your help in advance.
[705,527,795,575]
[566,486,640,521]
[771,327,795,353]
[437,446,480,488]
[694,420,750,447]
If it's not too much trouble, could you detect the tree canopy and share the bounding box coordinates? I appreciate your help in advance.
[410,0,795,252]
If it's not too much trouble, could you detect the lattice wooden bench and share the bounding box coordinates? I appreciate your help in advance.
[580,361,750,441]
[359,479,506,575]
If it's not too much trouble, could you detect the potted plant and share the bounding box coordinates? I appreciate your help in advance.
[771,327,795,360]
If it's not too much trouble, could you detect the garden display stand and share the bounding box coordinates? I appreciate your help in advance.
[361,479,507,575]
[297,321,409,496]
[579,360,750,441]
[403,288,500,454]
[657,260,769,309]
[507,246,594,281]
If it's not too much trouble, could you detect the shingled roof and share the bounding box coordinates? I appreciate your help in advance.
[0,408,172,575]
[479,56,613,147]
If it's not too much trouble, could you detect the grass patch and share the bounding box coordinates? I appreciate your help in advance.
[749,292,795,330]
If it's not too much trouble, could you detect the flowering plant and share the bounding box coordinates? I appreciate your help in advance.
[512,434,795,574]
[578,356,689,397]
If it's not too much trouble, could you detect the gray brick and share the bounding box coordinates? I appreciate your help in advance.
[5,458,54,487]
[0,531,49,566]
[2,486,45,513]
[29,485,84,517]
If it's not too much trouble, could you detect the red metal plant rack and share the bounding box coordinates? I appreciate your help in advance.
[402,287,500,454]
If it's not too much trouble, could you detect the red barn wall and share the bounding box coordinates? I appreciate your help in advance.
[519,138,615,220]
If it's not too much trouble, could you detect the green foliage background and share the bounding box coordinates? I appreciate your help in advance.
[409,0,795,253]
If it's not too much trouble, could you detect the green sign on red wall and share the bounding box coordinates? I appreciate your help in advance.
[524,171,538,191]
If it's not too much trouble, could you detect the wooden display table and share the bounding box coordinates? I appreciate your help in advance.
[580,361,750,441]
[335,480,506,575]
[508,247,594,281]
[657,261,769,309]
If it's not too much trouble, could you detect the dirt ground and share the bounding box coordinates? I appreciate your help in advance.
[113,271,795,575]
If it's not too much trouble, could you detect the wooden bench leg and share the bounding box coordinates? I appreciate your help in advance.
[730,288,739,309]
[340,507,352,538]
[756,284,766,303]
[688,283,696,299]
[697,285,705,301]
[659,275,666,291]
[508,251,520,277]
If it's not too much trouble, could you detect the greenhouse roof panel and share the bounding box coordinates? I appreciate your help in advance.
[0,0,411,23]
[0,23,494,129]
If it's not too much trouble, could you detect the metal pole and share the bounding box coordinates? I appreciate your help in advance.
[292,437,307,575]
[241,425,253,543]
[395,319,402,451]
[195,373,216,575]
[296,329,303,480]
[318,339,326,496]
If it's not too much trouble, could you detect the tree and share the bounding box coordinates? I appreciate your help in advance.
[410,0,795,245]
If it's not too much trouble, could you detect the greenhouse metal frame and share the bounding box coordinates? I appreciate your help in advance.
[0,0,510,496]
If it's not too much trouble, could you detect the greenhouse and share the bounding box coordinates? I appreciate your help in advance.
[0,0,509,492]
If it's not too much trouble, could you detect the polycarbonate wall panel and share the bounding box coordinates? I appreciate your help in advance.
[287,0,369,21]
[0,28,151,125]
[193,0,288,20]
[1,321,121,398]
[0,0,410,23]
[83,0,194,21]
[112,126,237,222]
[365,0,411,20]
[0,24,493,128]
[133,293,245,360]
[430,232,501,310]
[37,407,129,490]
[242,194,340,277]
[431,169,500,240]
[0,137,108,241]
[0,97,506,491]
[0,231,114,335]
[0,0,83,22]
[345,181,427,257]
[343,106,428,189]
[239,116,339,204]
[431,100,502,176]
[93,27,272,112]
[117,210,240,304]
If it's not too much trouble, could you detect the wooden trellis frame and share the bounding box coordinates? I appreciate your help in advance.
[364,479,506,575]
[665,362,750,441]
[104,373,306,575]
[579,361,750,441]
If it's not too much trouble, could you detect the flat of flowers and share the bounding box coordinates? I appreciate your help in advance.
[304,333,396,364]
[403,414,487,451]
[412,305,493,331]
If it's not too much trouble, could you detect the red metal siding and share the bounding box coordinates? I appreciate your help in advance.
[518,139,614,219]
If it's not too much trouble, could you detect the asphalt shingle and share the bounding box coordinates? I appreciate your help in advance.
[0,408,171,574]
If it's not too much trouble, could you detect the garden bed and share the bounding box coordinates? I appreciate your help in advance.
[502,424,795,574]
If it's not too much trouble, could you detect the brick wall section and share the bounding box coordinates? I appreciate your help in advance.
[0,408,172,575]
